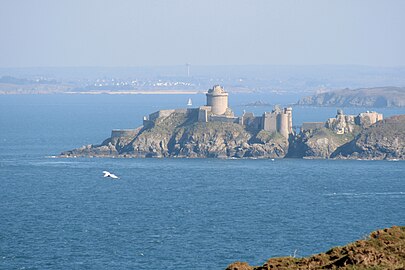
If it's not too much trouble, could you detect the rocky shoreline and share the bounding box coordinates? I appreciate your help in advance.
[226,226,405,270]
[60,112,405,160]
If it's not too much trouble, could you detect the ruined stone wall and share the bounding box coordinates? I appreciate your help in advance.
[325,110,383,134]
[356,111,384,127]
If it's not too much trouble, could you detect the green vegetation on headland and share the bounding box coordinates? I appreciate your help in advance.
[226,226,405,270]
[61,111,288,159]
[297,87,405,107]
[60,113,405,160]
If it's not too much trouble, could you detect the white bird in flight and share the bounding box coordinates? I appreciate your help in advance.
[103,171,119,179]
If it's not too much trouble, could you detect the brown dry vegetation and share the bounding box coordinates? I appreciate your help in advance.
[226,226,405,270]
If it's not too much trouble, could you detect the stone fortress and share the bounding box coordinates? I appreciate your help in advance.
[112,84,384,141]
[65,84,398,160]
[140,85,294,139]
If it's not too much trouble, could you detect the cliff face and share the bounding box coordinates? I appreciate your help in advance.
[226,226,405,270]
[288,116,405,159]
[332,115,405,160]
[61,113,405,160]
[297,87,405,107]
[288,128,356,159]
[61,111,289,159]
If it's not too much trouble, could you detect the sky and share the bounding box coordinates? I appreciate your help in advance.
[0,0,405,67]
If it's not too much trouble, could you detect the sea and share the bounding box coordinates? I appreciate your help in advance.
[1,94,405,270]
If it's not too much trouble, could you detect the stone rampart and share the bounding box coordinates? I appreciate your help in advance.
[209,115,239,123]
[149,109,176,121]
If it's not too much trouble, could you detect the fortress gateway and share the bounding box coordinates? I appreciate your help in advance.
[139,85,293,138]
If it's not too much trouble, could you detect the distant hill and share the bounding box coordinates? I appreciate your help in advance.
[297,87,405,107]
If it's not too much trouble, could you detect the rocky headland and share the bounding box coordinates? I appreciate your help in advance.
[61,110,289,159]
[332,115,405,160]
[61,112,405,160]
[297,87,405,107]
[226,226,405,270]
[60,85,405,160]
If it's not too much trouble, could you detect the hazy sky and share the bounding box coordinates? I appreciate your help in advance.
[1,0,404,67]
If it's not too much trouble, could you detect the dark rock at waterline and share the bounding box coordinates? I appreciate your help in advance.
[61,111,289,159]
[61,113,405,160]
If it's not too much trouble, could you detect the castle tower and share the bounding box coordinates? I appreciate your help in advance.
[277,113,289,138]
[275,107,293,138]
[285,107,293,134]
[206,85,228,115]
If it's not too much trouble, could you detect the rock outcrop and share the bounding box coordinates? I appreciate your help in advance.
[226,226,405,270]
[288,128,357,159]
[61,111,289,159]
[332,115,405,160]
[61,112,405,160]
[289,115,405,159]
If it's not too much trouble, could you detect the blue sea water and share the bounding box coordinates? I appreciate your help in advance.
[1,94,405,270]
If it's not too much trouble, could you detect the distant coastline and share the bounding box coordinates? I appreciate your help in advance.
[60,85,405,160]
[0,89,202,95]
[297,86,405,107]
[64,90,201,95]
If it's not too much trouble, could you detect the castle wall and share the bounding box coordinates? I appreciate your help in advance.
[242,112,262,130]
[356,111,383,127]
[209,115,239,123]
[149,109,176,121]
[198,106,211,122]
[262,112,277,133]
[325,110,383,134]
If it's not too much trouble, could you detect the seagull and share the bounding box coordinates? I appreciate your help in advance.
[103,171,119,179]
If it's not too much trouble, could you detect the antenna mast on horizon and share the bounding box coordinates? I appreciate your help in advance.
[186,63,190,77]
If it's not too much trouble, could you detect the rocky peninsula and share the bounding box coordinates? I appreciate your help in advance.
[60,85,405,160]
[61,110,289,159]
[226,226,405,270]
[297,87,405,107]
